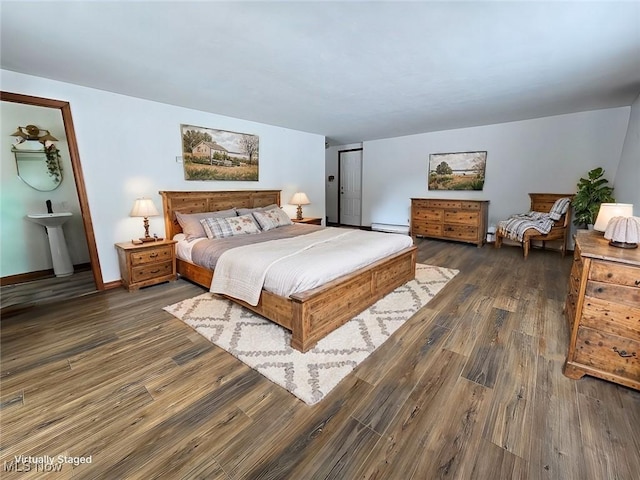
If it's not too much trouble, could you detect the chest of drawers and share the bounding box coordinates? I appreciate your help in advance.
[410,198,489,247]
[563,230,640,390]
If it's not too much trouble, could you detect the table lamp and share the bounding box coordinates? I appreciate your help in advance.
[594,203,637,248]
[289,192,310,220]
[130,197,160,242]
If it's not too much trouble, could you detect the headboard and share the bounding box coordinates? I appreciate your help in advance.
[159,190,281,239]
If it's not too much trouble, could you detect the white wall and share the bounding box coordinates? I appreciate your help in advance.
[325,142,362,223]
[1,102,90,276]
[1,70,326,284]
[362,108,630,231]
[614,94,640,215]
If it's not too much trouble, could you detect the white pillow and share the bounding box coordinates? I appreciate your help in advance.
[225,214,261,235]
[253,207,293,231]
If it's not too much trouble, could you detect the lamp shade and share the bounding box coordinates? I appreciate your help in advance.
[130,198,160,218]
[289,192,310,206]
[593,203,634,232]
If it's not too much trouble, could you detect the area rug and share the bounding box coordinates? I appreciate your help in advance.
[164,263,457,405]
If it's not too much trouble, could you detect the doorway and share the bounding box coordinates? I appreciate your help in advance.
[1,92,103,298]
[338,148,363,226]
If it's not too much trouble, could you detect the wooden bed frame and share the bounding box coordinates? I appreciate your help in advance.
[160,190,417,352]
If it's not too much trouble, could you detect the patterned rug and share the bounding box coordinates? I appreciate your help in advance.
[164,263,458,405]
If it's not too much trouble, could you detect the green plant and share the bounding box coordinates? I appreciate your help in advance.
[572,167,615,227]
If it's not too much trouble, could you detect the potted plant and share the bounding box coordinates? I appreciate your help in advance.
[572,167,615,228]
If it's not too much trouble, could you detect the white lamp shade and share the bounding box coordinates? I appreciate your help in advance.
[130,198,160,217]
[289,192,310,206]
[593,203,634,232]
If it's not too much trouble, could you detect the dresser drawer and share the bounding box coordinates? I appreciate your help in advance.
[130,245,173,265]
[443,224,478,241]
[412,209,443,223]
[581,296,640,339]
[589,260,640,288]
[569,260,582,294]
[574,326,640,382]
[444,210,479,226]
[426,200,462,209]
[460,201,481,210]
[585,280,640,308]
[565,292,577,327]
[413,222,442,237]
[131,261,174,283]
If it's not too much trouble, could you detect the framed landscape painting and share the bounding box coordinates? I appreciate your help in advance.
[428,151,487,190]
[180,124,259,181]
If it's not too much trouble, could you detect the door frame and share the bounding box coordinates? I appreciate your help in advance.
[1,91,104,290]
[337,147,363,226]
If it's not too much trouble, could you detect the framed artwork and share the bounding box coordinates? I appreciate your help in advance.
[180,124,259,181]
[428,151,487,190]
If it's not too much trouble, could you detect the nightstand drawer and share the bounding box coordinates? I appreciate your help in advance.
[131,261,174,283]
[131,245,173,265]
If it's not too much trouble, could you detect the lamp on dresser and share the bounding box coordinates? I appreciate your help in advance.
[594,203,637,248]
[289,192,310,220]
[130,197,160,242]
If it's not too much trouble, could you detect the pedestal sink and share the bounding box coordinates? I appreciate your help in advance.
[27,212,74,277]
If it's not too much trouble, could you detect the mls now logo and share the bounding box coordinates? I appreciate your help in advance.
[3,460,64,473]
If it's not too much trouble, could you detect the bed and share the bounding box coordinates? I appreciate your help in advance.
[160,190,417,352]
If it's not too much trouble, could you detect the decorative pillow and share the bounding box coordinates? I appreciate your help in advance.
[225,214,261,235]
[200,217,234,239]
[252,210,279,231]
[235,204,279,216]
[176,209,237,241]
[253,207,293,231]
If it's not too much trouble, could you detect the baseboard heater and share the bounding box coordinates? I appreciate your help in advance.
[371,223,410,235]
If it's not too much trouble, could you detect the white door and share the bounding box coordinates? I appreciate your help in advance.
[339,149,362,226]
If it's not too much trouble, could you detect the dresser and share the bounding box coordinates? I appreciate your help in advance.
[115,239,177,291]
[410,198,489,247]
[563,230,640,390]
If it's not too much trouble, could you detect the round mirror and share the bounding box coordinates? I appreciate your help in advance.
[12,139,63,191]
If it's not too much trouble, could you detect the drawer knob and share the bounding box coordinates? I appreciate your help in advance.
[613,347,636,358]
[150,269,160,274]
[635,280,640,286]
[150,253,159,258]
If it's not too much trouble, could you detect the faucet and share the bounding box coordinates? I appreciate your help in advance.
[46,200,53,214]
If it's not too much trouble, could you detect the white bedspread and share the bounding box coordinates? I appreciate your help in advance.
[210,227,413,305]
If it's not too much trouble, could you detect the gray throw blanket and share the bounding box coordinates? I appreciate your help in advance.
[498,197,571,242]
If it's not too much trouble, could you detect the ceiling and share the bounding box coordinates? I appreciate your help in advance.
[2,1,639,145]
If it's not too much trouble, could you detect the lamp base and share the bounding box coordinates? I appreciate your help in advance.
[609,240,638,249]
[139,236,156,243]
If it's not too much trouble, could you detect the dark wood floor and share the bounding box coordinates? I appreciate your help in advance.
[0,268,97,316]
[1,240,638,479]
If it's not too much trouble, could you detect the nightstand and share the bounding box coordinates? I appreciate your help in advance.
[115,239,177,291]
[291,217,322,225]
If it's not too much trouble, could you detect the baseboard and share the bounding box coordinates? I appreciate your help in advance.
[1,263,93,286]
